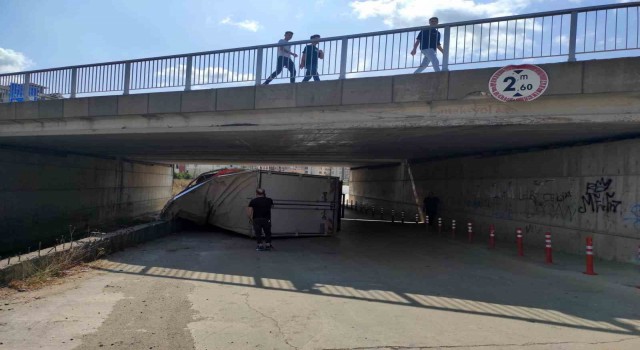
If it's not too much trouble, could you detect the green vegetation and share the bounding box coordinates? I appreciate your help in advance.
[173,171,193,180]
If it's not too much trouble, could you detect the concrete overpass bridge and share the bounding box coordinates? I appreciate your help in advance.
[1,2,640,261]
[0,58,639,165]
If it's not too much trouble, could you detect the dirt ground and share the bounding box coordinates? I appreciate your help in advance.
[1,214,640,349]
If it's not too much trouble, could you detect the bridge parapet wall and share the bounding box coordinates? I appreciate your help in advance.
[2,57,639,121]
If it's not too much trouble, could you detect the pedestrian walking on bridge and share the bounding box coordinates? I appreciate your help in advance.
[264,31,298,84]
[411,17,445,73]
[300,34,324,82]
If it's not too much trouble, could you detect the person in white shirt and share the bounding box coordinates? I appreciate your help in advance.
[263,31,298,84]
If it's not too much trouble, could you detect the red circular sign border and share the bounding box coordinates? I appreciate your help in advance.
[488,64,549,102]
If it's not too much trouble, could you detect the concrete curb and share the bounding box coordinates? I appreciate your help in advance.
[0,220,182,285]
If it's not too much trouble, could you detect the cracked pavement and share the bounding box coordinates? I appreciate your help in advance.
[1,218,640,349]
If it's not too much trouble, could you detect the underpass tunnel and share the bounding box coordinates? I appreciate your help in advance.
[2,57,640,263]
[3,132,640,264]
[162,132,640,266]
[347,138,640,264]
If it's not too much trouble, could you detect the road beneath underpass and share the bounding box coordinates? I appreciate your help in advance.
[1,216,640,349]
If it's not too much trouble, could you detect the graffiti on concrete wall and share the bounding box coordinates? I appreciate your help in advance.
[461,179,579,222]
[523,191,578,221]
[524,222,545,236]
[623,204,640,230]
[441,176,629,233]
[578,178,622,214]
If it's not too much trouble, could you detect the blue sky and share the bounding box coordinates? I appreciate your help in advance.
[0,0,633,73]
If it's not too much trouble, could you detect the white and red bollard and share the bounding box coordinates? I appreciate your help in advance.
[425,215,430,227]
[516,228,524,257]
[544,232,553,264]
[451,219,457,239]
[489,224,496,249]
[584,237,597,275]
[467,222,473,243]
[415,213,419,224]
[438,217,442,234]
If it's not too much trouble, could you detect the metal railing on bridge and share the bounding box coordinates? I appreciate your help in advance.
[1,2,639,101]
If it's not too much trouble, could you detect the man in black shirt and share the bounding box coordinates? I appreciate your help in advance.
[410,17,444,73]
[247,188,274,251]
[300,34,324,82]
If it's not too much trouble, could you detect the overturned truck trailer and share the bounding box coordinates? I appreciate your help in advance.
[162,170,342,236]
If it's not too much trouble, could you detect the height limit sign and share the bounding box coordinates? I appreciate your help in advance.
[489,64,549,102]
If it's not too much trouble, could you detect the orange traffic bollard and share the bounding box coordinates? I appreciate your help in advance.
[451,219,456,239]
[584,237,597,275]
[516,228,524,256]
[545,232,553,264]
[489,224,496,249]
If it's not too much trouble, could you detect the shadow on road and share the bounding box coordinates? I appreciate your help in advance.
[93,214,640,337]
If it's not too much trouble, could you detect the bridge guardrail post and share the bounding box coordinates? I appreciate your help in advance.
[185,55,193,91]
[255,48,264,86]
[442,26,450,72]
[568,11,578,62]
[339,38,349,79]
[70,67,78,98]
[23,73,31,101]
[123,62,131,95]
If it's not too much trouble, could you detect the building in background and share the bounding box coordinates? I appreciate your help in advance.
[178,164,350,183]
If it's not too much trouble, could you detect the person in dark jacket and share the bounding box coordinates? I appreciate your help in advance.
[247,188,274,251]
[300,34,324,82]
[410,17,445,73]
[423,192,440,226]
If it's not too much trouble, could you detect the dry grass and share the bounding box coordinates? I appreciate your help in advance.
[6,244,106,292]
[172,179,192,196]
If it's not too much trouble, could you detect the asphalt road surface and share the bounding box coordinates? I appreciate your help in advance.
[1,218,640,349]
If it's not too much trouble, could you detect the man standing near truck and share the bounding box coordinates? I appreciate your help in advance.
[247,188,274,251]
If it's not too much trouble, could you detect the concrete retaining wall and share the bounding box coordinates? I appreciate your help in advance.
[0,148,173,256]
[0,220,180,284]
[350,139,640,263]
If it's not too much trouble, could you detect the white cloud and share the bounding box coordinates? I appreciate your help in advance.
[155,64,254,87]
[349,0,536,28]
[219,17,261,32]
[0,48,33,73]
